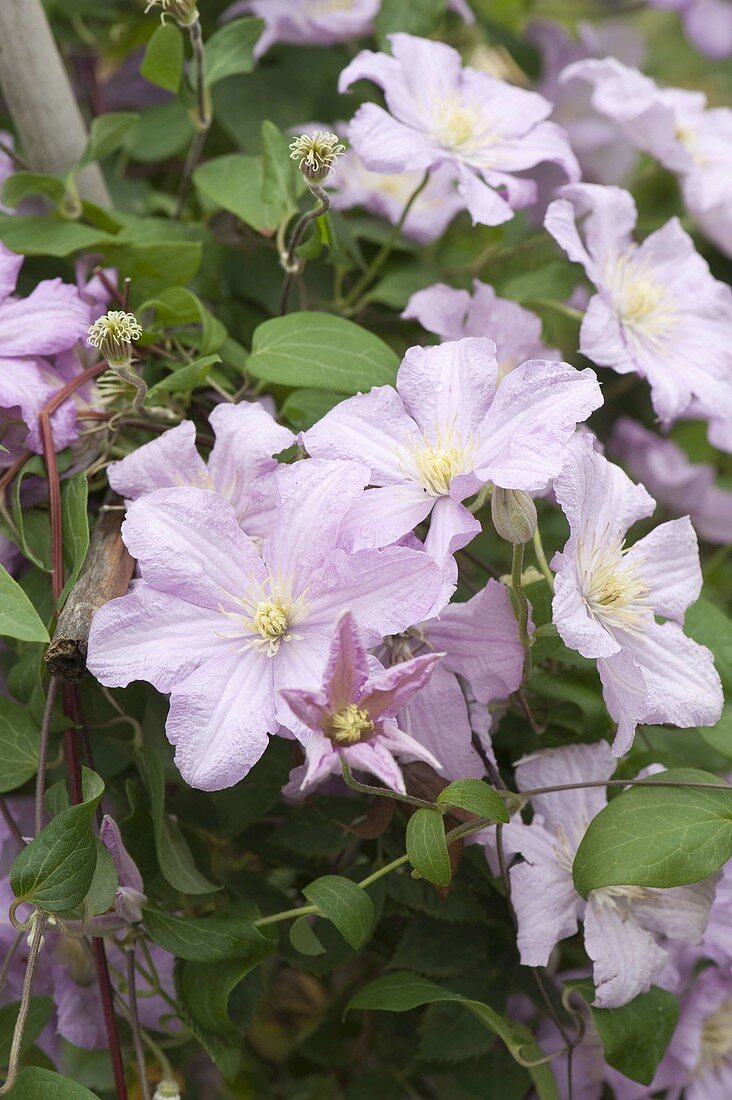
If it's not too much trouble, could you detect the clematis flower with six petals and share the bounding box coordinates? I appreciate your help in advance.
[503,742,716,1008]
[545,183,732,445]
[87,459,444,791]
[304,337,602,567]
[280,610,443,794]
[551,432,723,755]
[338,33,580,227]
[107,399,294,541]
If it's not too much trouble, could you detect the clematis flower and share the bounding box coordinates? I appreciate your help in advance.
[503,742,716,1008]
[527,19,644,188]
[402,280,560,379]
[648,0,732,59]
[98,816,147,926]
[0,244,91,466]
[107,400,294,540]
[609,418,732,546]
[338,33,580,227]
[280,610,443,794]
[544,183,732,444]
[560,58,732,259]
[304,337,602,567]
[87,459,443,791]
[223,1,474,58]
[551,433,723,754]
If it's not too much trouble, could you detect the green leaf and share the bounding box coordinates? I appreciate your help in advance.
[85,838,119,917]
[437,780,509,823]
[0,213,116,257]
[248,312,399,393]
[261,119,300,223]
[280,388,342,431]
[141,285,226,356]
[124,100,194,163]
[685,596,732,690]
[699,705,732,760]
[193,154,286,233]
[141,22,184,92]
[59,473,89,606]
[143,903,277,962]
[565,979,679,1086]
[573,768,732,896]
[289,915,326,956]
[0,696,41,793]
[103,240,202,300]
[3,1068,100,1098]
[374,0,445,45]
[148,354,221,396]
[1,172,65,209]
[0,996,53,1066]
[302,875,375,949]
[176,962,260,1081]
[136,746,218,895]
[10,768,105,912]
[406,809,451,887]
[346,972,559,1100]
[0,564,49,642]
[79,112,140,168]
[204,17,263,86]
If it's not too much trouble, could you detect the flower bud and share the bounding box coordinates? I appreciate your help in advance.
[87,311,142,369]
[145,0,199,26]
[491,487,537,545]
[289,131,346,184]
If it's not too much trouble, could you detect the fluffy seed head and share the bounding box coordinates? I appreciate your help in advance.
[87,311,142,368]
[289,131,346,183]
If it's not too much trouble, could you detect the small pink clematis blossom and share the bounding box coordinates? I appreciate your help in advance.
[107,400,294,540]
[648,0,732,59]
[402,280,561,380]
[338,33,580,228]
[280,611,443,794]
[551,433,723,755]
[87,459,444,791]
[0,244,91,466]
[304,337,602,567]
[503,742,716,1008]
[222,1,474,57]
[560,58,732,260]
[609,418,732,546]
[545,183,732,443]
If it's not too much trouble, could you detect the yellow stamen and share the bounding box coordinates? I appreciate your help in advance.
[328,704,374,746]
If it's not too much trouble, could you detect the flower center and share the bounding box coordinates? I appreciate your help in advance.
[578,534,649,633]
[401,423,475,497]
[218,575,309,657]
[253,597,290,645]
[328,704,374,746]
[432,97,482,153]
[606,254,676,345]
[590,883,653,916]
[698,999,732,1074]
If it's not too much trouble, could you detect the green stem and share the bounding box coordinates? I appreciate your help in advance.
[341,171,430,312]
[532,529,554,592]
[279,186,331,315]
[340,758,435,809]
[511,543,532,681]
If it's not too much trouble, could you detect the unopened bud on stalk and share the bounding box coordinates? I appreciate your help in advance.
[153,1081,181,1100]
[289,131,346,185]
[491,487,537,545]
[144,0,199,26]
[87,311,142,369]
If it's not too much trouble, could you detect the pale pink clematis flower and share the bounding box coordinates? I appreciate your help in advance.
[338,33,580,227]
[648,0,732,59]
[304,337,602,569]
[87,459,444,791]
[107,400,294,540]
[551,433,723,754]
[281,610,443,794]
[544,183,732,445]
[402,280,561,380]
[503,742,716,1008]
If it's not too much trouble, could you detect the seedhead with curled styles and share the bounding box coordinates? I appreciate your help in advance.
[289,131,346,184]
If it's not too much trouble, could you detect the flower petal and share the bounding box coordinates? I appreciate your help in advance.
[107,421,208,501]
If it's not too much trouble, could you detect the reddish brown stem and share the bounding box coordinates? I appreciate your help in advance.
[91,936,130,1100]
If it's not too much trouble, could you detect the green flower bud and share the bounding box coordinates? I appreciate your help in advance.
[491,487,538,545]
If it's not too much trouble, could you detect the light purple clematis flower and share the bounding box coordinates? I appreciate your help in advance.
[98,815,147,926]
[87,459,444,791]
[402,280,561,380]
[503,742,716,1008]
[560,58,732,259]
[528,19,645,188]
[281,610,443,794]
[609,418,732,546]
[223,0,473,57]
[551,432,723,754]
[0,244,91,466]
[648,0,732,59]
[338,33,580,227]
[107,400,294,541]
[545,183,732,443]
[304,337,602,568]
